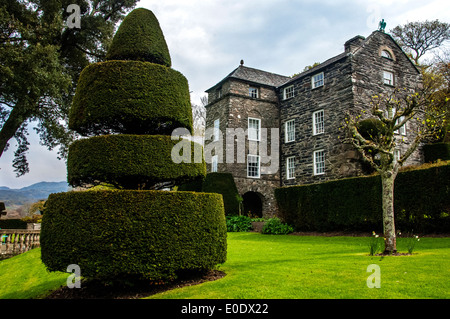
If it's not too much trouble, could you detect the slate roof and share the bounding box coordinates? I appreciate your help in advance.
[280,52,349,87]
[205,65,291,92]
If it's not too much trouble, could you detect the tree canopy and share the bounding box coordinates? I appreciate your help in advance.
[0,0,137,176]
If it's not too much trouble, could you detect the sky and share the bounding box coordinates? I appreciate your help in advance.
[1,0,449,189]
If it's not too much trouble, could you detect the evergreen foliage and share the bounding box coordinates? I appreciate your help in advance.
[275,163,450,233]
[179,173,242,215]
[68,135,205,189]
[41,190,227,281]
[423,142,450,163]
[106,8,171,66]
[69,61,193,136]
[41,8,227,282]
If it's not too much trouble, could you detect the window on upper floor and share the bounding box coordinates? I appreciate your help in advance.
[395,116,407,136]
[312,72,324,89]
[247,154,260,178]
[383,71,394,86]
[283,85,294,100]
[381,50,393,59]
[286,156,295,180]
[249,86,259,98]
[313,110,325,135]
[394,149,401,163]
[248,117,261,141]
[217,87,222,99]
[285,119,295,143]
[213,119,220,141]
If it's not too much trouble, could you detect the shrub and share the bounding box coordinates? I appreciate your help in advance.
[261,218,294,235]
[423,142,450,163]
[106,8,171,66]
[226,215,252,232]
[68,135,206,189]
[69,61,193,136]
[42,8,227,284]
[275,162,450,233]
[0,219,27,229]
[179,173,242,216]
[41,190,227,282]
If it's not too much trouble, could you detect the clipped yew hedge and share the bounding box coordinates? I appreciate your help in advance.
[178,173,241,215]
[69,60,193,136]
[41,190,227,281]
[275,163,450,233]
[68,135,206,189]
[106,8,171,66]
[423,142,450,163]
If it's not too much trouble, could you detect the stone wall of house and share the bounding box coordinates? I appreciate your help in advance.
[278,31,424,187]
[350,31,424,167]
[205,31,424,217]
[279,55,356,186]
[205,79,281,217]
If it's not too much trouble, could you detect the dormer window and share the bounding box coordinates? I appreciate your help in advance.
[381,50,393,59]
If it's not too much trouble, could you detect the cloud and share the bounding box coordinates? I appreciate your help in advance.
[1,0,449,188]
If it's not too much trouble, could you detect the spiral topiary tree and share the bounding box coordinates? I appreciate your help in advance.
[40,8,227,282]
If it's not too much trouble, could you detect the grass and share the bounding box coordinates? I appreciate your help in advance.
[0,233,449,299]
[0,248,68,299]
[148,233,450,299]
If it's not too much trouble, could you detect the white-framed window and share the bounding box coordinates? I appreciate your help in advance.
[217,87,222,99]
[313,150,325,175]
[286,156,295,180]
[249,87,258,98]
[312,72,324,89]
[313,110,325,135]
[285,119,295,143]
[381,50,393,59]
[383,71,394,86]
[395,116,407,135]
[283,85,294,100]
[211,155,218,172]
[214,119,220,141]
[248,117,261,141]
[247,154,260,178]
[394,149,401,163]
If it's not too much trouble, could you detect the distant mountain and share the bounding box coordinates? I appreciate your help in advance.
[0,181,69,206]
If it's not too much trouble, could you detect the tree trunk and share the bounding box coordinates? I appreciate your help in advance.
[0,106,28,159]
[381,171,397,254]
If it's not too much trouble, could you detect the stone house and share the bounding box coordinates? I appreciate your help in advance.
[204,30,422,217]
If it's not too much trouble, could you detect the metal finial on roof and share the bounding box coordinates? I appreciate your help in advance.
[378,19,386,32]
[240,59,244,66]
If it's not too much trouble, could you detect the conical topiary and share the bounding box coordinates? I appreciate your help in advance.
[41,8,227,283]
[106,8,171,66]
[69,9,191,136]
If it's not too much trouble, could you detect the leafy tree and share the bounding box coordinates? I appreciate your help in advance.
[0,0,137,176]
[390,20,450,65]
[344,88,445,254]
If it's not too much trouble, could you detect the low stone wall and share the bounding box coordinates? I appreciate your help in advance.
[0,229,40,259]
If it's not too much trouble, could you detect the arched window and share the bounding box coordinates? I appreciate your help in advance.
[381,50,393,59]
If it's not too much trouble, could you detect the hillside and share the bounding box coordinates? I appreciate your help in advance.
[0,182,69,206]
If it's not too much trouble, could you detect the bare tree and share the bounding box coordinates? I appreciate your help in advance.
[391,20,450,65]
[344,88,445,254]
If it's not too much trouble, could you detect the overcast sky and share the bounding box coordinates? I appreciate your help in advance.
[1,0,449,189]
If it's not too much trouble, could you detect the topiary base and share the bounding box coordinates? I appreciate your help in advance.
[41,190,227,282]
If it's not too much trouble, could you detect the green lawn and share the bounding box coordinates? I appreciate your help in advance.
[1,233,449,299]
[148,233,450,299]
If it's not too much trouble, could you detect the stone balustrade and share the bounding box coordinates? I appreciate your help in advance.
[0,229,40,259]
